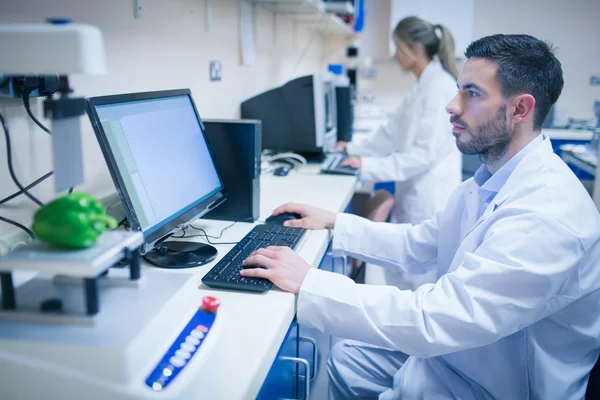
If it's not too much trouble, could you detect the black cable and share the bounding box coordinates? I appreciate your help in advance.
[0,171,53,206]
[0,215,35,240]
[22,94,52,135]
[173,223,239,245]
[0,94,55,205]
[172,228,187,239]
[173,228,240,245]
[188,221,236,239]
[177,232,239,245]
[185,231,239,245]
[0,113,44,207]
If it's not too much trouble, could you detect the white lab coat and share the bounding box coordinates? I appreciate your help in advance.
[298,137,600,399]
[347,59,462,226]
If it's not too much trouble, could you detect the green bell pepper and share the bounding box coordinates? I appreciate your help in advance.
[31,193,118,249]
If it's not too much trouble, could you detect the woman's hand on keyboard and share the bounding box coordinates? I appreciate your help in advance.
[272,202,336,230]
[341,156,362,169]
[241,246,311,294]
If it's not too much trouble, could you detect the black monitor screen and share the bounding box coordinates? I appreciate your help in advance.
[87,89,225,253]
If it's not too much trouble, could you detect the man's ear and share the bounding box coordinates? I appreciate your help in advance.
[510,94,536,125]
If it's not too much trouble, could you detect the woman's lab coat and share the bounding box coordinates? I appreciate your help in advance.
[347,59,462,226]
[298,137,600,399]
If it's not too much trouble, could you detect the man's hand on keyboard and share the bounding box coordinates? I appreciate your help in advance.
[341,156,361,169]
[240,247,311,294]
[272,202,336,230]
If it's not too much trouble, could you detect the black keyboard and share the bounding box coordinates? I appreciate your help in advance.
[320,153,358,176]
[201,224,306,293]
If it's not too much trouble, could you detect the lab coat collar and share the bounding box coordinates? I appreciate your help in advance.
[463,136,553,233]
[476,134,545,194]
[418,59,444,86]
[489,135,552,208]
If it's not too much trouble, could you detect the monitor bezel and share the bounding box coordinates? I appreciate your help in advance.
[86,88,226,254]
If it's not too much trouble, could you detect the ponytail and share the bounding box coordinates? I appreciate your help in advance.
[394,17,459,81]
[434,24,459,80]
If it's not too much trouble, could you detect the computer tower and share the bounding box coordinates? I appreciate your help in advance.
[335,85,354,142]
[202,119,261,222]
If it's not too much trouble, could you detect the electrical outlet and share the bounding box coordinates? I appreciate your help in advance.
[209,61,222,82]
[0,75,58,98]
[0,76,37,98]
[590,75,600,86]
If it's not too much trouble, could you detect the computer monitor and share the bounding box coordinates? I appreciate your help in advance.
[241,73,337,158]
[87,89,226,269]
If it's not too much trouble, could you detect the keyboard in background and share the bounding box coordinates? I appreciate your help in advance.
[320,153,358,176]
[201,224,305,293]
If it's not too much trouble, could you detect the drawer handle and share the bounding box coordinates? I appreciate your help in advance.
[299,336,318,381]
[280,356,310,400]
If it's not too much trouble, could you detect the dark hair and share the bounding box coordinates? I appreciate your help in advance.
[393,16,459,80]
[465,34,564,131]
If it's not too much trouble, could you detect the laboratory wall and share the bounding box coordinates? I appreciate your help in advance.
[359,0,416,108]
[473,0,599,120]
[362,0,600,119]
[0,0,337,237]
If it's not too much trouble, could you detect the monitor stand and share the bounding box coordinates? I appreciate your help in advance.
[143,240,218,269]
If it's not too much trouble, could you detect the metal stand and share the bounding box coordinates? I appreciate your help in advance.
[84,246,141,315]
[84,278,99,315]
[0,231,144,322]
[1,272,16,310]
[124,248,141,281]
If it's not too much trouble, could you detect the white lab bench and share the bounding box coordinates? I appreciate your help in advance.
[545,129,594,142]
[560,147,597,177]
[180,164,356,399]
[0,164,357,399]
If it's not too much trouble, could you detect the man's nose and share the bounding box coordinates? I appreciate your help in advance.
[446,94,462,116]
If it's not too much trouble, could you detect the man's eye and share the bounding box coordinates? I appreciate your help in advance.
[469,90,478,97]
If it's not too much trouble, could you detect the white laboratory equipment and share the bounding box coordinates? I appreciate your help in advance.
[0,22,224,399]
[0,21,107,192]
[0,231,224,399]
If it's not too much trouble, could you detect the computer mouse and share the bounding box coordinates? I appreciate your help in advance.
[265,212,302,225]
[273,166,291,176]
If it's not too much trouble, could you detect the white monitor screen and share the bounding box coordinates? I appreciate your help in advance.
[92,94,223,236]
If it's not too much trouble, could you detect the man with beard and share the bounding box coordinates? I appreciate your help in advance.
[241,34,600,399]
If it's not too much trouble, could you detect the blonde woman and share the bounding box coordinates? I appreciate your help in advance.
[338,16,462,289]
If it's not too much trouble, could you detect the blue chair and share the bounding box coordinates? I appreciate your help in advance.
[374,181,395,196]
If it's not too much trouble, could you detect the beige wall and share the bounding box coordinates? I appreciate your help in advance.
[0,0,338,236]
[363,0,600,118]
[472,0,600,120]
[2,0,598,237]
